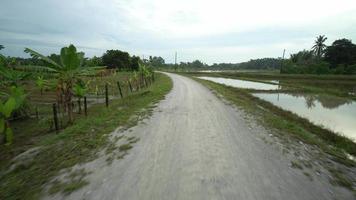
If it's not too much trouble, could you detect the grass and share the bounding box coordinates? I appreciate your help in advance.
[328,168,353,188]
[0,72,172,200]
[291,161,303,169]
[118,143,133,151]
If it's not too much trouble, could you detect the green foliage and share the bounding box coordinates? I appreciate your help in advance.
[324,39,356,67]
[130,56,141,71]
[148,56,165,67]
[290,50,315,65]
[35,76,48,95]
[312,35,327,58]
[84,56,102,67]
[0,86,27,144]
[281,61,331,74]
[0,64,31,86]
[73,82,88,98]
[238,58,282,70]
[25,44,97,123]
[283,37,356,75]
[102,50,131,70]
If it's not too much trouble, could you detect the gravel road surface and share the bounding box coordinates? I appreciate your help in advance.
[45,72,353,200]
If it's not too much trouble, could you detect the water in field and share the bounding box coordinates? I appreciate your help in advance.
[198,77,279,90]
[253,93,356,141]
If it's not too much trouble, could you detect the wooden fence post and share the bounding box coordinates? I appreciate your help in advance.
[117,81,123,98]
[52,103,59,133]
[84,96,87,116]
[35,106,39,119]
[105,84,109,107]
[128,80,133,93]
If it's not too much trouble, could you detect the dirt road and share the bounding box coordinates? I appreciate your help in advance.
[47,73,353,200]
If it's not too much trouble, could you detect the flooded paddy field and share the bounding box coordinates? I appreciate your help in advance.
[197,74,356,142]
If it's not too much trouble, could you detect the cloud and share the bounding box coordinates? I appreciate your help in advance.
[0,0,356,64]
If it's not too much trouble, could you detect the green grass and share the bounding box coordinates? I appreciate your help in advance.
[328,168,353,188]
[118,143,133,151]
[291,161,303,169]
[0,73,172,200]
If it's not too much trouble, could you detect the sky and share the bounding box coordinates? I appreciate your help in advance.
[1,0,356,64]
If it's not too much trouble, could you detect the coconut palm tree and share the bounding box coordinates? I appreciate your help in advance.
[312,35,327,58]
[25,44,95,123]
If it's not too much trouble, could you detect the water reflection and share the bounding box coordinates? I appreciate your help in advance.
[286,93,353,109]
[253,93,356,141]
[198,77,279,90]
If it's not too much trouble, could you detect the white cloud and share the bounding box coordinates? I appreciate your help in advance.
[1,0,356,63]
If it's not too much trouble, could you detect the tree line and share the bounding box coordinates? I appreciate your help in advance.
[282,36,356,74]
[2,35,355,74]
[0,47,167,72]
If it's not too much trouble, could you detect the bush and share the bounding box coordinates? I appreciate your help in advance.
[310,62,331,75]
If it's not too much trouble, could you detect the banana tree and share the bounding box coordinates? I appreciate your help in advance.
[138,64,152,87]
[25,44,96,124]
[0,57,31,86]
[35,76,48,95]
[0,86,27,144]
[73,82,88,114]
[133,71,139,91]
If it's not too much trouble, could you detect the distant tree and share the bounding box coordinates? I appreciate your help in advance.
[149,56,165,67]
[85,56,102,67]
[191,60,205,68]
[290,50,314,65]
[0,45,4,51]
[48,53,61,65]
[102,50,130,70]
[239,58,281,70]
[324,39,356,67]
[130,56,141,71]
[312,35,327,58]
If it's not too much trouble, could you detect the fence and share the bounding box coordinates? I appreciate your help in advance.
[25,73,155,133]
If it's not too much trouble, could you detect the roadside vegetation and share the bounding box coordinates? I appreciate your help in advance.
[0,44,172,199]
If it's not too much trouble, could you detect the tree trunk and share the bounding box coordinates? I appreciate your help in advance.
[78,98,81,114]
[64,83,74,124]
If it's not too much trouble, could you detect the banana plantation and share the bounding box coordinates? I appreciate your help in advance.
[0,44,155,145]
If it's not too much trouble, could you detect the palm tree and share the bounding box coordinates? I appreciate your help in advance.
[312,35,327,58]
[25,44,94,123]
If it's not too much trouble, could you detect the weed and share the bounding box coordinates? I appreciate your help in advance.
[291,161,303,169]
[119,143,133,151]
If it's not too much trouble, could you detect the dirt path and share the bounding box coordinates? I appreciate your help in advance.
[46,73,353,200]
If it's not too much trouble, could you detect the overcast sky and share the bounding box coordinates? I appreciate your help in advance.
[1,0,356,64]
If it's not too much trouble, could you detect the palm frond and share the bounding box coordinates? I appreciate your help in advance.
[24,48,62,70]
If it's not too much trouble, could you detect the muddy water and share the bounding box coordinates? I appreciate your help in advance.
[198,76,279,90]
[253,93,356,141]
